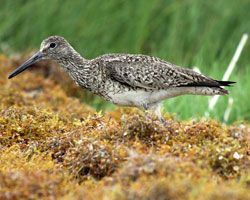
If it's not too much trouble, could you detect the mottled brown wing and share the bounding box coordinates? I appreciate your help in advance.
[104,54,221,90]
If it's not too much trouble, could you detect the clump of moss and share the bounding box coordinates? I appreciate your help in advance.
[119,113,172,146]
[0,146,76,200]
[114,154,207,182]
[0,170,66,200]
[64,139,125,181]
[99,111,171,146]
[0,106,64,147]
[46,131,127,182]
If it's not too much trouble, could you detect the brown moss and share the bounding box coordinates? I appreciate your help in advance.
[46,131,127,182]
[64,139,125,181]
[0,106,64,147]
[0,55,249,199]
[0,146,76,200]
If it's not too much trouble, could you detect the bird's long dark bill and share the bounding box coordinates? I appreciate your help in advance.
[8,51,43,79]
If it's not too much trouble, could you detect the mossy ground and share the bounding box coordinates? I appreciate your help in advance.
[0,55,249,200]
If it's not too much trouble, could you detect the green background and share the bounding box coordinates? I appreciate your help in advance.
[0,0,249,123]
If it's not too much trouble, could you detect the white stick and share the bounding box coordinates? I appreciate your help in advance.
[223,97,234,122]
[208,33,248,111]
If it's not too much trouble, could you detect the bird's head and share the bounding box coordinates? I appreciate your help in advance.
[8,35,73,79]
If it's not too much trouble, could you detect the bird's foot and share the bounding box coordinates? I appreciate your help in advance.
[145,111,170,127]
[158,116,170,127]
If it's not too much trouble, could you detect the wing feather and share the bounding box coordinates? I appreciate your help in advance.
[99,54,222,90]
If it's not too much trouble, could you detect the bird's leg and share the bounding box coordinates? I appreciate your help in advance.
[147,103,169,126]
[142,103,152,121]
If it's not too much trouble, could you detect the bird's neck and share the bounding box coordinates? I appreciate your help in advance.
[58,46,90,71]
[58,48,99,90]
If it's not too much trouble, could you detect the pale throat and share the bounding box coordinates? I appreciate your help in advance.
[58,47,88,70]
[58,55,98,91]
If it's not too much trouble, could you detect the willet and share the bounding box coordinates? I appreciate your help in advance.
[8,36,235,123]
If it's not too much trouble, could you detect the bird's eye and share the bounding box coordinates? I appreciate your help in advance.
[49,42,56,49]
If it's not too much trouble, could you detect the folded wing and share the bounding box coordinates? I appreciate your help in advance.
[102,54,234,90]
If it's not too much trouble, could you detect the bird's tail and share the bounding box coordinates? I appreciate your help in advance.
[214,80,236,95]
[192,80,235,95]
[177,77,236,96]
[216,80,236,87]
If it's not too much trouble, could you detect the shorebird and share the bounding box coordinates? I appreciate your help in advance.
[8,36,235,123]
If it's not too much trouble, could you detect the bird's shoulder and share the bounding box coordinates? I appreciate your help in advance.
[91,53,167,65]
[91,53,181,76]
[92,53,197,77]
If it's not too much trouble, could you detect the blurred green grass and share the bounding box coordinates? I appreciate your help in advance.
[0,0,249,123]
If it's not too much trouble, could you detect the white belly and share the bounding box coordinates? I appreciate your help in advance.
[108,88,188,107]
[108,86,218,107]
[109,90,152,107]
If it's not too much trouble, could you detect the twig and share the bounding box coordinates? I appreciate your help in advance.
[208,33,248,112]
[223,97,234,123]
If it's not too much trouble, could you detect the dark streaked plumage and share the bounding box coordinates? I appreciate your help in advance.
[8,36,235,122]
